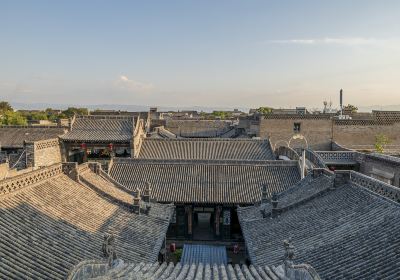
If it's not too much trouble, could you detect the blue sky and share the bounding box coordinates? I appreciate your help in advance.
[1,0,400,109]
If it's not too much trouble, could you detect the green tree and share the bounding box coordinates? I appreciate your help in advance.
[0,101,13,114]
[29,111,48,121]
[343,104,358,113]
[62,107,89,117]
[374,134,390,153]
[256,107,273,115]
[2,111,28,125]
[212,111,232,120]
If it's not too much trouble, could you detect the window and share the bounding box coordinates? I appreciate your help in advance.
[294,122,301,133]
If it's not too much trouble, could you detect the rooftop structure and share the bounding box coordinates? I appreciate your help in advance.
[164,119,235,138]
[61,115,134,143]
[109,158,300,204]
[68,260,320,280]
[0,163,173,279]
[0,126,66,149]
[238,170,400,279]
[137,138,274,160]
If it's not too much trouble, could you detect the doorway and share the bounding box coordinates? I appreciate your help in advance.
[193,212,214,240]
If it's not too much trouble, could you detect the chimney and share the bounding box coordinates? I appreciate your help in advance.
[340,89,343,115]
[271,193,279,218]
[132,188,141,214]
[143,182,151,203]
[261,184,268,204]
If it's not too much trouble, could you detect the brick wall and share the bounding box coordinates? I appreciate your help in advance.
[259,118,332,150]
[165,119,233,137]
[260,117,400,152]
[25,138,62,168]
[332,122,400,151]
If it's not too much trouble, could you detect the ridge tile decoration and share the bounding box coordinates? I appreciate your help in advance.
[238,174,400,279]
[109,159,301,204]
[0,163,63,195]
[138,138,274,160]
[61,116,134,143]
[68,260,320,280]
[0,167,173,279]
[350,171,400,203]
[316,151,357,162]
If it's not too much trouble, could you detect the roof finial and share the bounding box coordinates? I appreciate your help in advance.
[261,184,268,204]
[283,237,295,261]
[102,233,117,268]
[143,181,152,203]
[132,188,141,214]
[271,192,279,218]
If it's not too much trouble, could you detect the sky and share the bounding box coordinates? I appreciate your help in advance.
[1,0,400,110]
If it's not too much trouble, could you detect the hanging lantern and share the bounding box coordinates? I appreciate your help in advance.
[80,143,87,149]
[108,143,113,150]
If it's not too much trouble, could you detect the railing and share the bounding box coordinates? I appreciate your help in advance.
[0,163,62,195]
[304,149,327,169]
[350,171,400,203]
[316,151,357,162]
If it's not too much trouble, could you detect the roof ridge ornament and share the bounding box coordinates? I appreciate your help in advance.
[102,233,118,268]
[132,188,141,214]
[283,237,295,276]
[261,184,268,204]
[271,192,279,218]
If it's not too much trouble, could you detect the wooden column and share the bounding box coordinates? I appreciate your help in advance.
[185,205,193,236]
[83,147,88,162]
[215,206,222,236]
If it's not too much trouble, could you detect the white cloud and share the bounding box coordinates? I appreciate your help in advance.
[268,37,399,46]
[116,75,154,92]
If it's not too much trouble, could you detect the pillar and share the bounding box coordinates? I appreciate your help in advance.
[215,206,222,237]
[185,205,193,237]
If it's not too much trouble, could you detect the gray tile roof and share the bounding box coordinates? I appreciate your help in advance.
[138,138,274,160]
[109,159,301,204]
[61,116,134,143]
[238,172,335,221]
[68,260,321,280]
[181,244,227,265]
[0,126,66,148]
[238,179,400,279]
[0,168,173,279]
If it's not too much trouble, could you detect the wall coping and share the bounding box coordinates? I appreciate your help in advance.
[112,158,299,167]
[0,163,63,196]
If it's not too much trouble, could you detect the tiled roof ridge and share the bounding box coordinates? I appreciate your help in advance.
[238,172,335,222]
[0,173,174,278]
[67,260,321,280]
[78,168,175,222]
[348,170,400,204]
[366,153,400,164]
[113,158,297,166]
[76,115,135,120]
[143,137,269,142]
[274,177,335,216]
[0,125,63,128]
